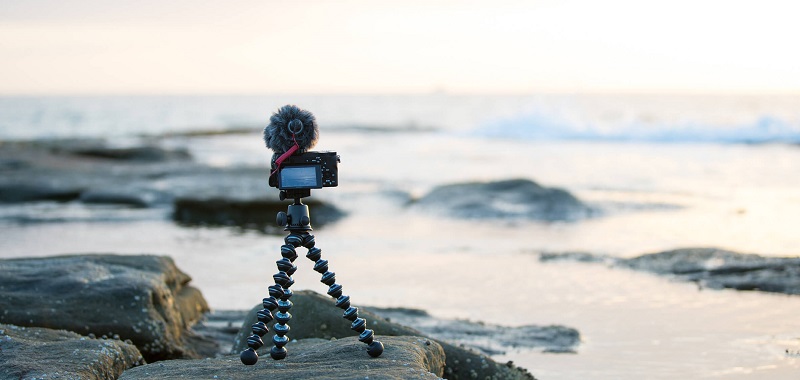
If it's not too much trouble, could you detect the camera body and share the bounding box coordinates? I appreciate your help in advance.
[269,151,340,191]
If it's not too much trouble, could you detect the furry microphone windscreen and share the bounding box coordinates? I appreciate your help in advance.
[263,105,319,155]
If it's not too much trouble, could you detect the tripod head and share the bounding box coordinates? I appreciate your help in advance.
[276,197,312,231]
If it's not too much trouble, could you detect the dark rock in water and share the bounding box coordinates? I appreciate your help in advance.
[63,145,191,162]
[619,247,800,295]
[368,307,581,355]
[414,179,593,221]
[160,167,344,232]
[0,182,84,203]
[0,324,145,380]
[0,254,211,362]
[173,197,344,232]
[232,290,537,380]
[539,247,800,296]
[121,336,445,380]
[0,141,345,232]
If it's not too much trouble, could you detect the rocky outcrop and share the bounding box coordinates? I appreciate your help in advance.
[368,307,580,355]
[0,140,342,231]
[413,179,594,221]
[619,247,800,294]
[0,254,211,362]
[121,336,445,380]
[0,324,145,380]
[540,247,800,296]
[232,290,540,380]
[0,255,547,380]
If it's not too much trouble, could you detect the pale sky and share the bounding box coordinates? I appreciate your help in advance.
[1,0,798,94]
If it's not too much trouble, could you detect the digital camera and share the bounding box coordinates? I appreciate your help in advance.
[269,151,340,191]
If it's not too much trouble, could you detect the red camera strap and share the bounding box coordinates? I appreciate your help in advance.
[270,134,300,176]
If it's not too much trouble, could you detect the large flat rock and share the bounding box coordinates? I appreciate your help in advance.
[0,254,210,362]
[121,336,445,380]
[368,307,580,355]
[540,247,800,296]
[0,324,144,380]
[232,290,537,380]
[620,247,800,294]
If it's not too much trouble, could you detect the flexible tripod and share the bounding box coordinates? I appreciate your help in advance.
[240,193,384,365]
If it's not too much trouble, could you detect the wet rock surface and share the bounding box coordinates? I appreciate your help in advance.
[620,247,800,294]
[413,179,594,221]
[0,324,145,380]
[232,290,539,380]
[0,258,543,380]
[121,336,445,380]
[369,307,580,355]
[0,140,342,232]
[540,247,800,295]
[0,254,211,362]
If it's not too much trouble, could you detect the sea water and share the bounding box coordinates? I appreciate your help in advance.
[1,94,799,379]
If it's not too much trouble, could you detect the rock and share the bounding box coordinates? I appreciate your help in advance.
[190,309,251,357]
[232,290,537,380]
[0,182,83,203]
[62,145,191,162]
[413,179,593,221]
[0,323,145,380]
[539,247,800,296]
[172,197,343,232]
[0,254,211,362]
[149,166,345,232]
[435,340,536,380]
[0,141,344,232]
[121,336,445,380]
[619,247,800,295]
[368,307,580,355]
[232,291,419,350]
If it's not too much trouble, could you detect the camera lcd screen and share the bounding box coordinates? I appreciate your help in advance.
[279,165,322,189]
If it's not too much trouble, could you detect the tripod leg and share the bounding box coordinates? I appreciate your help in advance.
[239,232,300,364]
[267,233,302,360]
[304,234,384,357]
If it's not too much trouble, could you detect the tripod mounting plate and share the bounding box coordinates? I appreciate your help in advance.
[280,189,311,200]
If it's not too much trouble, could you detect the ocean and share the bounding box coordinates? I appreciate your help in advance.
[1,94,800,379]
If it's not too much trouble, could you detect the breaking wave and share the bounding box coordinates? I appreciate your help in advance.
[475,113,800,144]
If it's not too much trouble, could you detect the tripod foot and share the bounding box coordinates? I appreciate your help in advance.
[240,348,259,365]
[367,341,384,357]
[270,346,288,360]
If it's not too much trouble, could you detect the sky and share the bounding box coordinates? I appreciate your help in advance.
[1,0,799,95]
